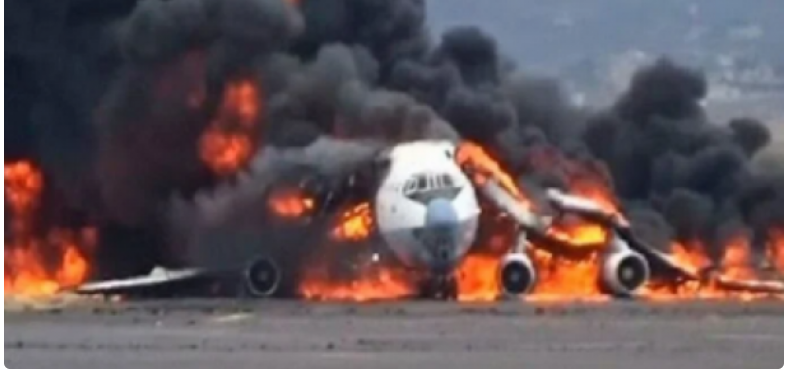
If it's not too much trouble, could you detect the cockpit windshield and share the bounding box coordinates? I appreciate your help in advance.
[403,173,459,196]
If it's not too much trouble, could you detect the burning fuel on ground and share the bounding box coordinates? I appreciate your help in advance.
[6,0,784,303]
[5,162,93,296]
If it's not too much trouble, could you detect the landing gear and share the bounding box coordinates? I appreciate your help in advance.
[419,274,458,300]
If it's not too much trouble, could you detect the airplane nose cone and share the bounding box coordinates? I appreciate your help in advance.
[425,198,459,228]
[420,198,460,272]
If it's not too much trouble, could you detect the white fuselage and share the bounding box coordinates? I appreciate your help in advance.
[374,140,481,274]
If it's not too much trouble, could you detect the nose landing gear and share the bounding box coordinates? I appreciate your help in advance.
[419,274,459,300]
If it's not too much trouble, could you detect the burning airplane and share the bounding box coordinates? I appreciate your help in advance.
[6,0,784,302]
[73,138,784,301]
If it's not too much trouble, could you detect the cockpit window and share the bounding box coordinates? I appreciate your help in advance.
[439,174,456,189]
[417,175,428,191]
[402,173,461,201]
[403,179,417,194]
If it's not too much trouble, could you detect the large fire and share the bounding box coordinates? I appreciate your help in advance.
[199,80,262,176]
[454,223,611,302]
[297,202,416,301]
[4,161,93,297]
[265,197,414,301]
[6,0,780,307]
[642,236,783,301]
[269,141,782,302]
[453,142,617,301]
[454,230,782,303]
[7,136,781,302]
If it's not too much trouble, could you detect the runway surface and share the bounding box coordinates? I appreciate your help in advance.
[5,298,784,368]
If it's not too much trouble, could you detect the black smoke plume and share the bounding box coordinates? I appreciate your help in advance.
[7,0,783,279]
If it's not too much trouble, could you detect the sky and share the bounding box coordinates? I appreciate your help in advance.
[425,0,783,73]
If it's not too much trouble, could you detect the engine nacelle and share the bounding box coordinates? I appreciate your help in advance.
[499,253,537,296]
[243,257,283,297]
[599,237,650,297]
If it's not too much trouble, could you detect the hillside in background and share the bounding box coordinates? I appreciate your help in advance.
[427,0,783,113]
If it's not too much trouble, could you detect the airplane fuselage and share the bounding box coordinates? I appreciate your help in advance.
[374,140,481,276]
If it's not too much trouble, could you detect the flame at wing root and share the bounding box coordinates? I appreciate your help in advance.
[331,203,374,242]
[457,142,531,208]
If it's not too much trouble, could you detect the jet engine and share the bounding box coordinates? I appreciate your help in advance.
[499,253,537,296]
[599,236,650,297]
[244,256,283,297]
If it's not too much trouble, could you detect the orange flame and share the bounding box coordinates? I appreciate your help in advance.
[531,222,610,298]
[455,253,500,302]
[547,222,609,248]
[331,203,374,241]
[570,183,620,216]
[5,161,43,215]
[298,266,414,302]
[5,232,92,296]
[457,142,531,208]
[449,144,780,302]
[456,222,781,302]
[524,145,621,213]
[199,80,262,175]
[643,235,782,301]
[641,242,714,300]
[454,141,617,298]
[720,234,756,280]
[298,201,415,301]
[455,220,611,301]
[454,252,607,301]
[199,131,253,176]
[769,228,784,275]
[267,188,314,218]
[531,251,601,297]
[5,162,93,297]
[669,240,712,276]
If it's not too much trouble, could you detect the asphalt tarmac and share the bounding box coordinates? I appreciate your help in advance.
[4,299,784,368]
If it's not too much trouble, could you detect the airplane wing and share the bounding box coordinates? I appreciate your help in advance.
[479,180,784,295]
[713,276,785,294]
[478,179,552,233]
[73,267,209,295]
